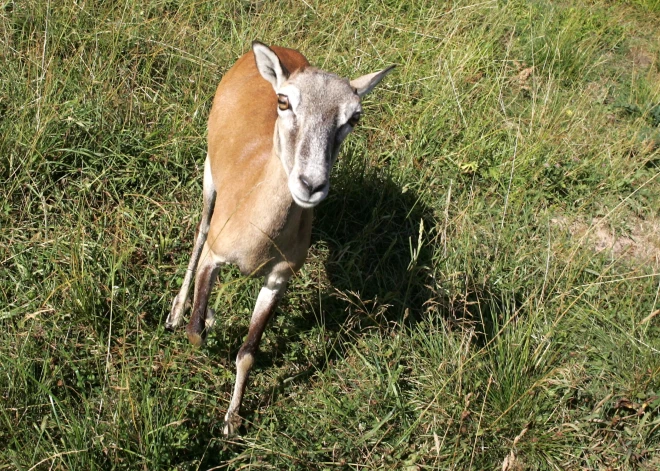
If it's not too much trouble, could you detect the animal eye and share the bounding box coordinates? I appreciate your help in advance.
[277,94,289,111]
[348,112,361,126]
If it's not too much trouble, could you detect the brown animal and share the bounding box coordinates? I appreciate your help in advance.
[166,41,393,435]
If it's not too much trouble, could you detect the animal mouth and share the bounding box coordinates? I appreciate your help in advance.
[290,189,327,208]
[288,177,328,208]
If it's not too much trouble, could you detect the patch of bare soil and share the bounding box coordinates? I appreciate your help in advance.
[628,45,655,69]
[552,215,660,267]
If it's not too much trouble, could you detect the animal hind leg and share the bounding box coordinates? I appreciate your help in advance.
[166,156,216,329]
[185,245,221,347]
[223,272,288,435]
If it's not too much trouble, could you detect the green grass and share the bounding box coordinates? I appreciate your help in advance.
[2,0,660,469]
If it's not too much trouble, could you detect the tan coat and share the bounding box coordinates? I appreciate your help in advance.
[205,47,313,277]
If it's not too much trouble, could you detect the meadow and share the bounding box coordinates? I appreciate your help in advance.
[2,0,660,469]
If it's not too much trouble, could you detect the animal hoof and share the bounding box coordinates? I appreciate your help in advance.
[166,295,188,329]
[223,411,242,436]
[165,293,190,330]
[205,307,216,330]
[186,328,204,347]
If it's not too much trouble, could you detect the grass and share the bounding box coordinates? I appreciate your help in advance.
[1,0,660,469]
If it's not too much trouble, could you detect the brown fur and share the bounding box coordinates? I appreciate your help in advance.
[205,47,313,277]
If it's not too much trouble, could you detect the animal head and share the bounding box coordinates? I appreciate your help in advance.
[252,41,394,209]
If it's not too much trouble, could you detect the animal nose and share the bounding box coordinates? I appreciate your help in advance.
[298,175,325,195]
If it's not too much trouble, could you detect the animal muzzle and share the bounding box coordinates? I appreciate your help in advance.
[288,171,329,208]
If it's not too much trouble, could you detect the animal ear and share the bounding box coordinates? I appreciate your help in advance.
[252,41,289,90]
[350,65,395,97]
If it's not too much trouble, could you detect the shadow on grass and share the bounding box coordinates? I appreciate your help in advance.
[318,167,434,322]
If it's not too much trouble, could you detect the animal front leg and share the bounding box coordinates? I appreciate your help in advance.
[223,274,287,436]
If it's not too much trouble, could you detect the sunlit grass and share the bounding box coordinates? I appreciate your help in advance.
[1,0,660,469]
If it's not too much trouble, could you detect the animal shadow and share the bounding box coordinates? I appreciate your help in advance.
[315,163,435,326]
